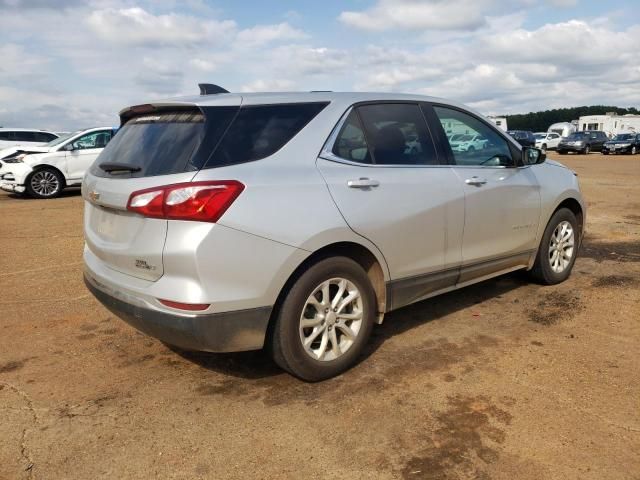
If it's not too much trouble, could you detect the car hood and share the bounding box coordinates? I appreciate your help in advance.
[606,140,632,144]
[0,145,53,160]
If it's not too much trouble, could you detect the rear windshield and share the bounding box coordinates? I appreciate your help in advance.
[92,110,214,178]
[92,103,327,178]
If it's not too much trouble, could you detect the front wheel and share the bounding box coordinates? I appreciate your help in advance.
[25,168,64,199]
[583,145,590,155]
[270,257,376,381]
[529,208,579,285]
[631,146,637,155]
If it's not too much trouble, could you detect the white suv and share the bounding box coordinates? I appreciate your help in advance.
[0,127,116,198]
[83,87,584,381]
[535,132,561,151]
[0,128,59,148]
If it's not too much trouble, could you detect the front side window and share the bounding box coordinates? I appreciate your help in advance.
[331,109,371,163]
[434,106,514,167]
[71,130,113,150]
[357,103,437,165]
[14,131,39,142]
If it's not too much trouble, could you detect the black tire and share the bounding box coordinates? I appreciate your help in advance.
[467,146,475,152]
[529,208,579,285]
[558,150,566,155]
[603,151,609,155]
[541,143,547,152]
[25,167,64,199]
[583,145,590,155]
[270,256,376,382]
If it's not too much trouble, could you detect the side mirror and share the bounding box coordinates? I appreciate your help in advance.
[62,143,74,151]
[522,146,545,166]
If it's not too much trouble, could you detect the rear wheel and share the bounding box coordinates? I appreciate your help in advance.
[530,208,579,285]
[270,256,376,381]
[25,168,64,199]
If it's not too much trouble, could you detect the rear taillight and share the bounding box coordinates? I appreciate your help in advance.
[126,181,244,222]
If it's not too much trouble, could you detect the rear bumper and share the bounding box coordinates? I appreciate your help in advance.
[84,271,272,352]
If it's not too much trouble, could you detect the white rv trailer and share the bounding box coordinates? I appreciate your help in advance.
[547,122,576,138]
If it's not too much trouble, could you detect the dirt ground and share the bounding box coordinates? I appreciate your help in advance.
[0,153,638,480]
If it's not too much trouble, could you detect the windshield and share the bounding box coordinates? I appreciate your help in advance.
[567,133,588,140]
[612,134,633,141]
[47,131,78,147]
[458,134,474,141]
[534,133,546,139]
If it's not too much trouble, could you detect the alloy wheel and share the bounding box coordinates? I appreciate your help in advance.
[30,170,60,197]
[299,278,364,362]
[548,220,575,273]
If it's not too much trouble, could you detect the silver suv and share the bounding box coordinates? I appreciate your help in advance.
[83,86,585,381]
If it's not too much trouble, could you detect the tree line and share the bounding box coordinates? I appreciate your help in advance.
[505,106,640,132]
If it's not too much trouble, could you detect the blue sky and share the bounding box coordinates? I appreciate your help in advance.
[1,0,638,130]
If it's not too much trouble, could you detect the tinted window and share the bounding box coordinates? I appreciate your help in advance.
[434,106,514,167]
[357,103,437,165]
[36,132,58,142]
[93,110,212,178]
[206,103,328,168]
[13,131,38,142]
[0,132,13,140]
[332,109,371,163]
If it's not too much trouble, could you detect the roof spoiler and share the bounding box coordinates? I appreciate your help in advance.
[198,83,229,95]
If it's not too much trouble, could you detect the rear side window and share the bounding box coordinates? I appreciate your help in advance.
[0,132,13,140]
[357,103,438,165]
[205,103,328,168]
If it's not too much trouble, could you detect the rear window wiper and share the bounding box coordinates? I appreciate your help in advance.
[99,162,141,173]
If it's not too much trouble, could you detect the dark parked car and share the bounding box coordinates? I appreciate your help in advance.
[602,133,640,155]
[507,130,536,147]
[557,131,608,154]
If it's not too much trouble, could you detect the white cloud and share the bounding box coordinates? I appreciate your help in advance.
[339,0,491,32]
[86,7,237,47]
[236,22,307,47]
[240,79,296,92]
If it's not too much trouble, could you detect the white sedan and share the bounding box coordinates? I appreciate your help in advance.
[0,127,116,198]
[535,132,561,151]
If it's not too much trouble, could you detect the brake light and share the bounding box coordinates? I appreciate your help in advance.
[127,181,244,222]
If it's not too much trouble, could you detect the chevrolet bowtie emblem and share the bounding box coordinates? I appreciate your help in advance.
[89,191,100,202]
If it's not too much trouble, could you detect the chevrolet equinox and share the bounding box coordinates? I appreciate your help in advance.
[83,85,585,381]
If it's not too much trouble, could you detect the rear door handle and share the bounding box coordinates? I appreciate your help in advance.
[465,176,487,186]
[348,178,380,189]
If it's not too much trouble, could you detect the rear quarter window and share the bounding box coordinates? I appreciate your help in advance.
[205,102,328,168]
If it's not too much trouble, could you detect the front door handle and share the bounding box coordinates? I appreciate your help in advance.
[465,176,487,186]
[348,178,380,189]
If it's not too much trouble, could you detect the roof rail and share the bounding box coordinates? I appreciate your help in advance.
[198,83,229,95]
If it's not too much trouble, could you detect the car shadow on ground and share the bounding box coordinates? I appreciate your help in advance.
[173,271,531,380]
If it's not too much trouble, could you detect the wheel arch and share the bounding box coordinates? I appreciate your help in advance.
[27,164,67,188]
[553,197,584,245]
[268,241,389,341]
